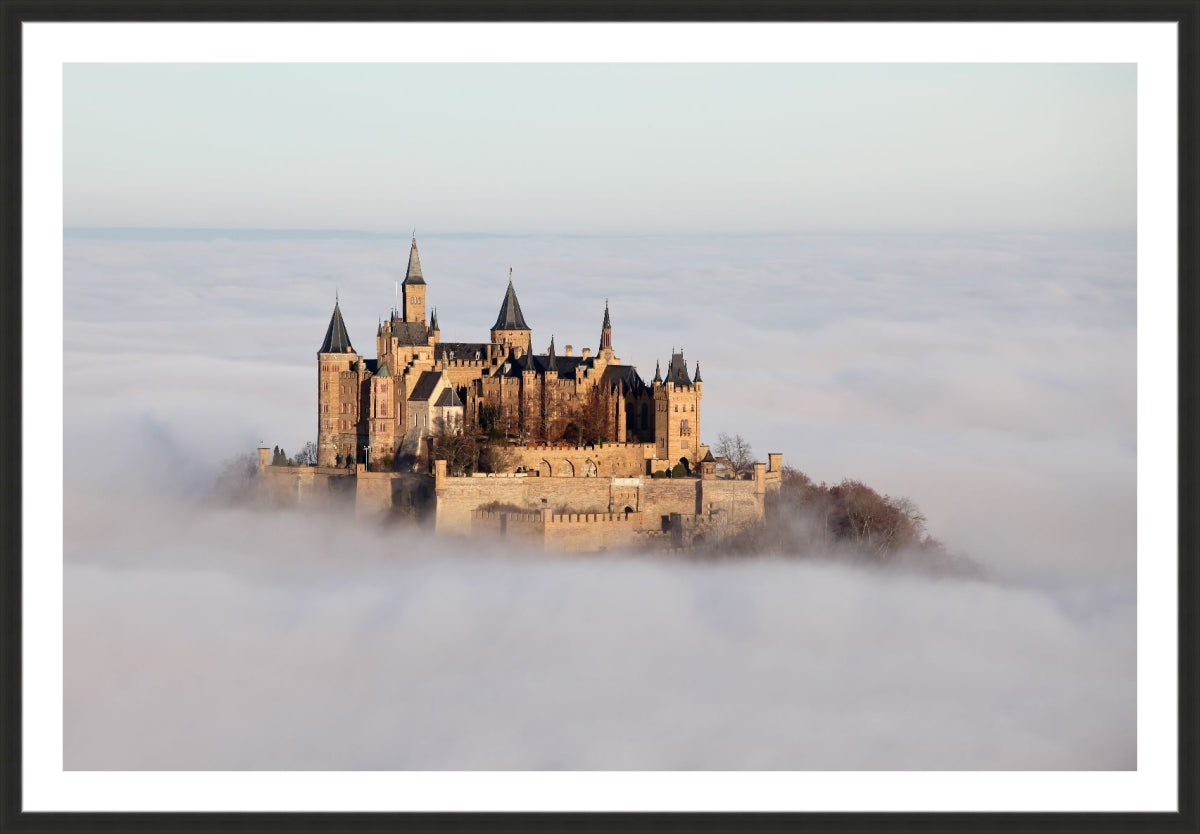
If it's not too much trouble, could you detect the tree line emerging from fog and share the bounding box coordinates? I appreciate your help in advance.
[698,436,981,577]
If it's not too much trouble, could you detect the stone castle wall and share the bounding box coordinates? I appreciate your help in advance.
[470,509,646,552]
[256,451,783,552]
[501,441,655,478]
[257,464,356,507]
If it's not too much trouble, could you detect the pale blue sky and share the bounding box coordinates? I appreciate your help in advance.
[63,63,1135,234]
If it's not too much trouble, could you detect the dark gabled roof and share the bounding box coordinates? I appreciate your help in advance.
[403,236,425,285]
[388,320,429,347]
[701,450,716,463]
[319,299,354,354]
[666,351,692,386]
[553,355,585,377]
[600,364,646,394]
[436,342,490,363]
[434,387,463,408]
[409,371,442,402]
[492,274,530,331]
[693,362,702,383]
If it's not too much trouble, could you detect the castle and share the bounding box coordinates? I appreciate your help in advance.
[317,234,702,475]
[260,235,782,552]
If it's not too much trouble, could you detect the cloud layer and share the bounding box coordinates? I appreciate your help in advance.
[65,494,1134,770]
[61,230,1137,769]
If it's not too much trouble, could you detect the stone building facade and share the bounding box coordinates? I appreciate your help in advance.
[274,234,788,552]
[316,236,704,475]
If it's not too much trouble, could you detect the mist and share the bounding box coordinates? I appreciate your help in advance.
[62,230,1136,770]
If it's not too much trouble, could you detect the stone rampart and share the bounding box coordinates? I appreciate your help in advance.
[501,441,656,478]
[259,452,783,551]
[257,465,355,506]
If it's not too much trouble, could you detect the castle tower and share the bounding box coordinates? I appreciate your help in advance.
[402,234,427,324]
[317,296,363,468]
[367,361,399,468]
[490,269,532,354]
[652,349,702,471]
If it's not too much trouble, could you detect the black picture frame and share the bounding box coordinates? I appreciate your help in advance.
[1,1,1196,832]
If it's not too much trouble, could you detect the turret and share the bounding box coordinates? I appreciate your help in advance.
[317,296,362,468]
[490,269,532,354]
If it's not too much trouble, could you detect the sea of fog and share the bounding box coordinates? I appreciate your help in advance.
[62,230,1136,770]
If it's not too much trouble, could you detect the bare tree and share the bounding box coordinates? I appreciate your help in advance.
[478,440,516,474]
[713,432,755,478]
[212,452,259,504]
[570,384,615,445]
[432,414,478,476]
[291,441,318,466]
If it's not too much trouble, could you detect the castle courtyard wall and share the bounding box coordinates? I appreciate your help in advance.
[258,465,355,507]
[257,453,782,552]
[435,469,772,543]
[502,441,655,478]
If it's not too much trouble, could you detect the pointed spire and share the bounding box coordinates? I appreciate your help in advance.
[599,299,613,352]
[694,361,702,382]
[546,336,557,372]
[653,360,662,383]
[403,235,425,285]
[492,270,530,330]
[430,307,440,332]
[319,297,354,354]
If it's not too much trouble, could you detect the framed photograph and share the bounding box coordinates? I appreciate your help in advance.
[3,2,1194,830]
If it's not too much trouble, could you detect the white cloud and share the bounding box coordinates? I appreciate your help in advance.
[64,494,1134,771]
[61,230,1137,769]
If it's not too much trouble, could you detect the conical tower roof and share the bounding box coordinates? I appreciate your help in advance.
[492,270,530,331]
[319,298,354,354]
[430,308,440,332]
[403,234,425,285]
[546,336,557,372]
[693,361,702,382]
[653,360,662,383]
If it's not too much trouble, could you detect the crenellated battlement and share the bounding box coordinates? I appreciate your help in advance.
[547,512,636,524]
